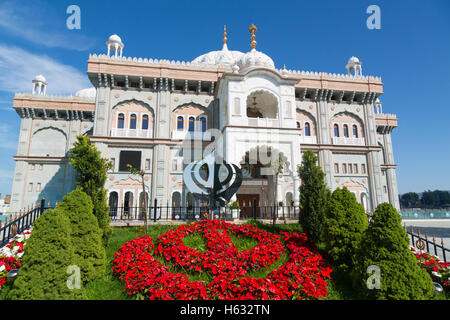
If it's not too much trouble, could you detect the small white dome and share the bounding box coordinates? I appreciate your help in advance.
[237,48,275,70]
[348,56,360,63]
[75,87,96,100]
[192,44,244,67]
[34,74,46,82]
[108,34,122,43]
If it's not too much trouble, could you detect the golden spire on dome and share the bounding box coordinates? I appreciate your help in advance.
[223,25,228,44]
[248,24,257,49]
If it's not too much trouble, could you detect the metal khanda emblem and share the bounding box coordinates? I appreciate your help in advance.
[183,151,242,208]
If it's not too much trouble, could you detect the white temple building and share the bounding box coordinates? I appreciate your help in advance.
[9,25,400,214]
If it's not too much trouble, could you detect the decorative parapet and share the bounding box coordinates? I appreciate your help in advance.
[88,53,383,83]
[376,113,398,134]
[13,93,95,119]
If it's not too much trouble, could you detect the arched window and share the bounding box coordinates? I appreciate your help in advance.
[177,116,184,131]
[343,124,349,137]
[118,113,125,129]
[334,124,340,137]
[188,117,195,132]
[130,114,137,129]
[109,192,118,217]
[353,124,358,138]
[296,121,301,129]
[142,115,149,130]
[305,122,311,136]
[200,117,207,132]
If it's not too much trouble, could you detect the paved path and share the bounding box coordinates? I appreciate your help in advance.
[402,219,450,261]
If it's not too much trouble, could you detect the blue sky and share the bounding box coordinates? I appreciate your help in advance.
[0,0,449,196]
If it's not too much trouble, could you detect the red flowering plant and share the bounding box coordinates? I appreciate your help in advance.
[112,220,333,300]
[411,247,450,293]
[0,228,32,290]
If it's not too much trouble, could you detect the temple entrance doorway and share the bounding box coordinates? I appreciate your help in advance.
[237,194,260,218]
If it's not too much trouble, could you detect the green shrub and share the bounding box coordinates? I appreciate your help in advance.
[69,135,112,246]
[8,209,85,300]
[355,203,434,300]
[298,150,330,242]
[324,187,368,272]
[56,189,106,283]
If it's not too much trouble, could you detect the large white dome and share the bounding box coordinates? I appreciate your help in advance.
[34,74,46,82]
[75,87,96,100]
[237,48,275,70]
[192,44,244,67]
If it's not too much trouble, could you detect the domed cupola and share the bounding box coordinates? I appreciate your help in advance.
[191,26,244,67]
[237,24,275,71]
[75,87,96,100]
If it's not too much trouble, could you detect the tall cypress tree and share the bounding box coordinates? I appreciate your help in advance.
[69,136,112,246]
[297,150,330,242]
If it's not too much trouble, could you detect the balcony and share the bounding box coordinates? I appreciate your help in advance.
[299,136,317,144]
[172,130,211,140]
[111,128,153,138]
[247,118,280,128]
[332,137,365,146]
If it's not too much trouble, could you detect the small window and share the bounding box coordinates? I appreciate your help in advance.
[145,159,151,170]
[334,124,339,137]
[334,163,339,174]
[118,113,125,129]
[343,124,349,138]
[130,114,137,129]
[383,186,387,193]
[361,164,366,174]
[304,122,311,136]
[110,158,115,171]
[38,164,43,170]
[342,163,347,174]
[172,159,178,171]
[142,115,149,130]
[348,163,353,174]
[177,116,184,131]
[354,164,358,174]
[30,164,35,170]
[382,170,385,176]
[188,117,195,132]
[296,122,301,129]
[200,117,207,132]
[353,125,358,138]
[28,183,33,192]
[36,183,41,192]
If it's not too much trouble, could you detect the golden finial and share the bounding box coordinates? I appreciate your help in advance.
[223,25,228,44]
[248,24,257,49]
[283,64,286,70]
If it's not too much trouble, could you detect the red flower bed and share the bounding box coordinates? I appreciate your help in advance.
[112,220,332,300]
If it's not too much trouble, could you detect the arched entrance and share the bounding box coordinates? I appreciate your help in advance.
[109,191,118,218]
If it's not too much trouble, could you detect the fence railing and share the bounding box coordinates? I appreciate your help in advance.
[109,199,300,222]
[0,199,53,248]
[405,225,449,263]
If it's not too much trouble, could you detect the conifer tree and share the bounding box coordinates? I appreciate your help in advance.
[8,209,85,300]
[297,150,330,242]
[324,187,368,272]
[69,135,112,246]
[56,189,106,282]
[356,203,434,299]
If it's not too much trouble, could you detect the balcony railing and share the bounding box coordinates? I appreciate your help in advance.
[247,118,279,128]
[332,137,365,146]
[299,136,317,144]
[172,130,211,140]
[111,128,153,138]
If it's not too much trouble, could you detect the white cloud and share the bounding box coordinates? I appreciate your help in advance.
[0,45,91,95]
[0,1,95,51]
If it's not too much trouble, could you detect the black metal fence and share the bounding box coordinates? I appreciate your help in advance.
[0,199,52,248]
[109,199,300,222]
[406,226,449,263]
